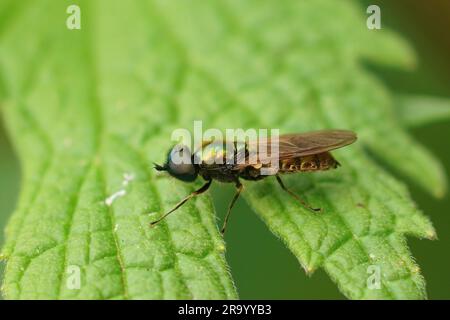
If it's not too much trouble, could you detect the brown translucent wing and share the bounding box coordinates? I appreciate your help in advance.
[275,130,357,157]
[240,130,357,165]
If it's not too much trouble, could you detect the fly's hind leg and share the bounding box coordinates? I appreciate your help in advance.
[275,175,322,212]
[150,180,212,227]
[221,180,243,235]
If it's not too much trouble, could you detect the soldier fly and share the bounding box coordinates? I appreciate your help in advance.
[153,129,357,235]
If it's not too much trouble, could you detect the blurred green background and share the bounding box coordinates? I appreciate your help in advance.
[1,0,449,299]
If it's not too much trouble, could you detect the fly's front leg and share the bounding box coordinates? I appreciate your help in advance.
[221,180,243,235]
[150,180,212,227]
[275,175,322,212]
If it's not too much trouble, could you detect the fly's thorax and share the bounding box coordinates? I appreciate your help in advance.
[194,140,247,165]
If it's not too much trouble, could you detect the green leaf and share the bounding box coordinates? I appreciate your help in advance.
[397,94,450,128]
[0,0,445,299]
[0,0,235,299]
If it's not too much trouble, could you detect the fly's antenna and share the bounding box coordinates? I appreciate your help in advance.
[153,163,167,171]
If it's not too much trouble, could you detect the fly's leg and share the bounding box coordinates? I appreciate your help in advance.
[150,180,212,227]
[221,180,243,235]
[275,175,322,212]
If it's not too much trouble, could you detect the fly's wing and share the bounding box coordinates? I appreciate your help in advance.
[203,130,356,170]
[242,130,357,166]
[275,130,356,158]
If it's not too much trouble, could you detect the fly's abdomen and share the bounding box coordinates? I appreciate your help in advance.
[280,152,339,173]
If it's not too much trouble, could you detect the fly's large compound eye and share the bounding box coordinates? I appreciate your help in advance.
[166,144,198,181]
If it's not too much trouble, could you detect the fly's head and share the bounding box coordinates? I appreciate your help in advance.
[154,144,199,182]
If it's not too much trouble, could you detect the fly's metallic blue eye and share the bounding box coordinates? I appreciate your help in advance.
[166,145,198,182]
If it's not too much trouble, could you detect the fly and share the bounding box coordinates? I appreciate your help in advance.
[153,129,357,235]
